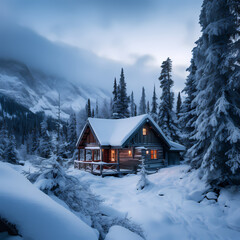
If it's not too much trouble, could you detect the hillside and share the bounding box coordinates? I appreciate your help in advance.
[0,59,110,119]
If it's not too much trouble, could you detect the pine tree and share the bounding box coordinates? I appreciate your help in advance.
[31,129,39,154]
[136,154,149,190]
[130,91,135,117]
[86,99,91,118]
[139,87,146,115]
[179,55,198,151]
[176,92,182,119]
[95,99,99,118]
[91,109,95,118]
[5,133,18,164]
[134,104,137,116]
[147,101,150,114]
[158,58,178,141]
[112,78,118,116]
[188,0,240,184]
[39,118,52,158]
[67,112,77,157]
[0,126,8,161]
[119,68,129,118]
[151,85,158,122]
[113,84,122,119]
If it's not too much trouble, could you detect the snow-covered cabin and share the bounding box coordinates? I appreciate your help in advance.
[75,114,185,176]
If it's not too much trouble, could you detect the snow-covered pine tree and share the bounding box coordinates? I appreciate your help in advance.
[67,112,77,157]
[189,0,240,184]
[136,153,149,190]
[130,91,135,117]
[179,54,198,152]
[39,118,52,158]
[91,108,95,118]
[158,58,179,142]
[0,126,8,161]
[112,77,118,116]
[30,129,39,154]
[119,68,129,118]
[139,87,146,115]
[113,84,122,119]
[134,104,137,116]
[151,85,158,122]
[95,99,99,118]
[86,99,91,118]
[5,133,18,164]
[147,101,150,114]
[176,92,182,119]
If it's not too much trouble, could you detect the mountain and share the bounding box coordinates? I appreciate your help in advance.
[0,59,110,119]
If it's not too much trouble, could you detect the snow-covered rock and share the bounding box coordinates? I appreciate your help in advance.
[105,225,144,240]
[0,162,98,240]
[206,191,218,200]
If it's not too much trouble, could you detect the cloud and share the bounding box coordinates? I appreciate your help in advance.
[0,0,202,103]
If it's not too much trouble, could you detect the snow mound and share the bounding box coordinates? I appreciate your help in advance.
[105,225,144,240]
[0,162,98,240]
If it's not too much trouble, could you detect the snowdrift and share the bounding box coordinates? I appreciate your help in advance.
[0,162,98,240]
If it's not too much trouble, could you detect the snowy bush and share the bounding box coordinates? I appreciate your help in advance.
[136,156,149,190]
[26,154,144,239]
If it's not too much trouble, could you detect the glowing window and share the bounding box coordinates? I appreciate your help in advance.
[111,150,116,162]
[143,128,147,135]
[151,150,157,159]
[128,150,132,156]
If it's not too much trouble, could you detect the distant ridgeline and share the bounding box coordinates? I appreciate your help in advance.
[0,93,60,146]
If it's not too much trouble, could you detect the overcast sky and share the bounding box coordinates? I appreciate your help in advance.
[0,0,202,101]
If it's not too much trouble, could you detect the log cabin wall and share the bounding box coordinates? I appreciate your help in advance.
[78,126,99,148]
[127,123,166,147]
[119,149,139,170]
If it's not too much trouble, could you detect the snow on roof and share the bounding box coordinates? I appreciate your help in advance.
[87,114,151,146]
[77,114,185,150]
[0,162,98,240]
[169,141,186,151]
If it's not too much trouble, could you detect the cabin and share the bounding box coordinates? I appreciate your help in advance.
[75,114,185,176]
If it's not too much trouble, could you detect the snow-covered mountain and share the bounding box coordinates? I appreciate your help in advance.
[0,59,110,119]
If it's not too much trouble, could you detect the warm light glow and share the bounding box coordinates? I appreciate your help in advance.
[143,128,147,135]
[151,150,157,159]
[111,150,115,162]
[128,150,132,156]
[146,150,149,154]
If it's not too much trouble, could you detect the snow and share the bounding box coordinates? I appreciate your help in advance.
[70,165,240,240]
[0,162,98,240]
[105,225,144,240]
[77,114,185,151]
[169,140,186,151]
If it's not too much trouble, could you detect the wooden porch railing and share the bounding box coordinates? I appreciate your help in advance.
[74,160,119,175]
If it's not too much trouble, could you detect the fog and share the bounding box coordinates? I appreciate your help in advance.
[0,0,202,101]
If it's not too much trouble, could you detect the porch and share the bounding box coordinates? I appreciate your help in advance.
[75,147,135,176]
[74,160,134,176]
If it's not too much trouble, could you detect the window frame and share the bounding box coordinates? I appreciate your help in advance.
[150,150,158,159]
[142,127,147,136]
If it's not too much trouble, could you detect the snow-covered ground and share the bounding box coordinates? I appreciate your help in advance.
[0,162,98,240]
[70,165,240,240]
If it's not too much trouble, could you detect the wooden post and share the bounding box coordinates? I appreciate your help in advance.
[78,148,80,161]
[100,148,103,161]
[100,164,103,176]
[84,149,86,170]
[117,149,120,173]
[91,163,93,174]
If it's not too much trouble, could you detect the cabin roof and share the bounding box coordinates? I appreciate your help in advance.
[77,114,185,151]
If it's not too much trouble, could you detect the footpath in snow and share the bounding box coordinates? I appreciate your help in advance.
[70,165,240,240]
